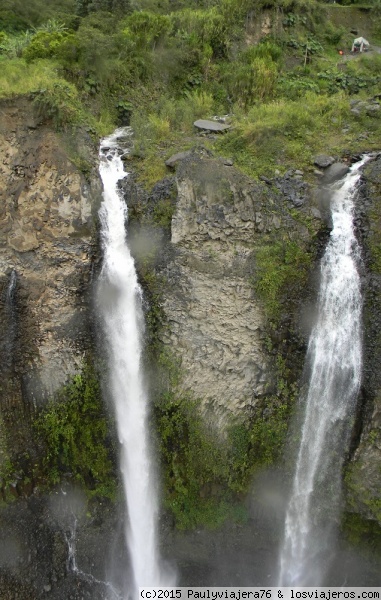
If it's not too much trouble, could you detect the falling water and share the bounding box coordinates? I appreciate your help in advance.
[4,269,17,370]
[279,157,370,585]
[64,516,121,599]
[97,129,173,598]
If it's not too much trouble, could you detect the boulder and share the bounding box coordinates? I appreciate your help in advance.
[322,162,350,183]
[366,104,380,117]
[165,150,192,169]
[314,154,335,169]
[194,119,230,133]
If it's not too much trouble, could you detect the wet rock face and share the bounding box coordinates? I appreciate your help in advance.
[345,156,381,527]
[163,163,267,424]
[159,156,319,425]
[0,98,101,460]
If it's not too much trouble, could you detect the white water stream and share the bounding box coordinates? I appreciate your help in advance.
[279,158,370,585]
[97,129,174,597]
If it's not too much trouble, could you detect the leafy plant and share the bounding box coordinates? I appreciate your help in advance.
[33,80,88,129]
[34,18,68,33]
[318,68,378,95]
[35,365,116,499]
[254,239,312,321]
[0,30,33,57]
[23,30,72,62]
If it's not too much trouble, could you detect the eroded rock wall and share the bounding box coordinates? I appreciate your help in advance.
[0,97,101,466]
[159,155,321,425]
[345,156,381,526]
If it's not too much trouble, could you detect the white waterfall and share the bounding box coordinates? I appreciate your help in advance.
[279,157,369,585]
[97,129,174,597]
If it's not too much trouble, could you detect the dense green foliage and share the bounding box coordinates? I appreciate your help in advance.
[35,365,116,499]
[1,0,380,159]
[152,347,294,529]
[342,512,381,556]
[255,238,313,321]
[0,365,116,503]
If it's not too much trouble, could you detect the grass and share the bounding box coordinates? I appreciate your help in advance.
[129,89,218,188]
[0,57,117,136]
[0,57,63,98]
[215,87,381,180]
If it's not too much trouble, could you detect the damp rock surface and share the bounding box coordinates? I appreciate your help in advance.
[0,97,101,484]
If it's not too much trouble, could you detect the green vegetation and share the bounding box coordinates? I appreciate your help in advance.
[154,349,294,529]
[345,459,381,524]
[254,238,313,321]
[0,364,116,503]
[0,0,380,180]
[342,512,381,555]
[35,364,117,499]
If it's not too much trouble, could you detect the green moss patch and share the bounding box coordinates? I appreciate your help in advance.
[35,364,117,500]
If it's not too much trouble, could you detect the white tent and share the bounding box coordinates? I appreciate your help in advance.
[351,37,370,52]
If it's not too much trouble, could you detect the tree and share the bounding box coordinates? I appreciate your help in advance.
[76,0,131,16]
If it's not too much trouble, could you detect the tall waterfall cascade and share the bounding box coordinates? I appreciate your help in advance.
[97,129,174,597]
[279,157,370,585]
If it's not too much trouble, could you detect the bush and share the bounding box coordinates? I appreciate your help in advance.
[221,54,278,107]
[33,80,89,129]
[170,7,230,59]
[0,31,33,58]
[123,10,172,49]
[35,365,116,499]
[23,30,73,62]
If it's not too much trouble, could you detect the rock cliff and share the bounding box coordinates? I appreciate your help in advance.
[159,155,322,425]
[344,156,381,527]
[0,97,100,474]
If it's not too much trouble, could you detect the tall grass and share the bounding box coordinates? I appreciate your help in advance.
[0,57,62,98]
[215,92,355,177]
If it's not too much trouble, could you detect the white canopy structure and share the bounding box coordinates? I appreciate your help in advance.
[351,37,370,52]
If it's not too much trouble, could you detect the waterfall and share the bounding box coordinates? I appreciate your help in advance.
[97,129,174,597]
[64,515,121,599]
[4,269,17,370]
[279,157,370,586]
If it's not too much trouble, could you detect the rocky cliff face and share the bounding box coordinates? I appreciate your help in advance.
[158,154,322,425]
[153,150,381,532]
[344,156,381,527]
[0,97,100,471]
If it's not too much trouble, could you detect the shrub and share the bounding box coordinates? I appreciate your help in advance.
[221,55,278,107]
[170,7,229,59]
[0,31,33,58]
[123,10,172,50]
[35,365,116,499]
[23,30,72,62]
[33,80,87,129]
